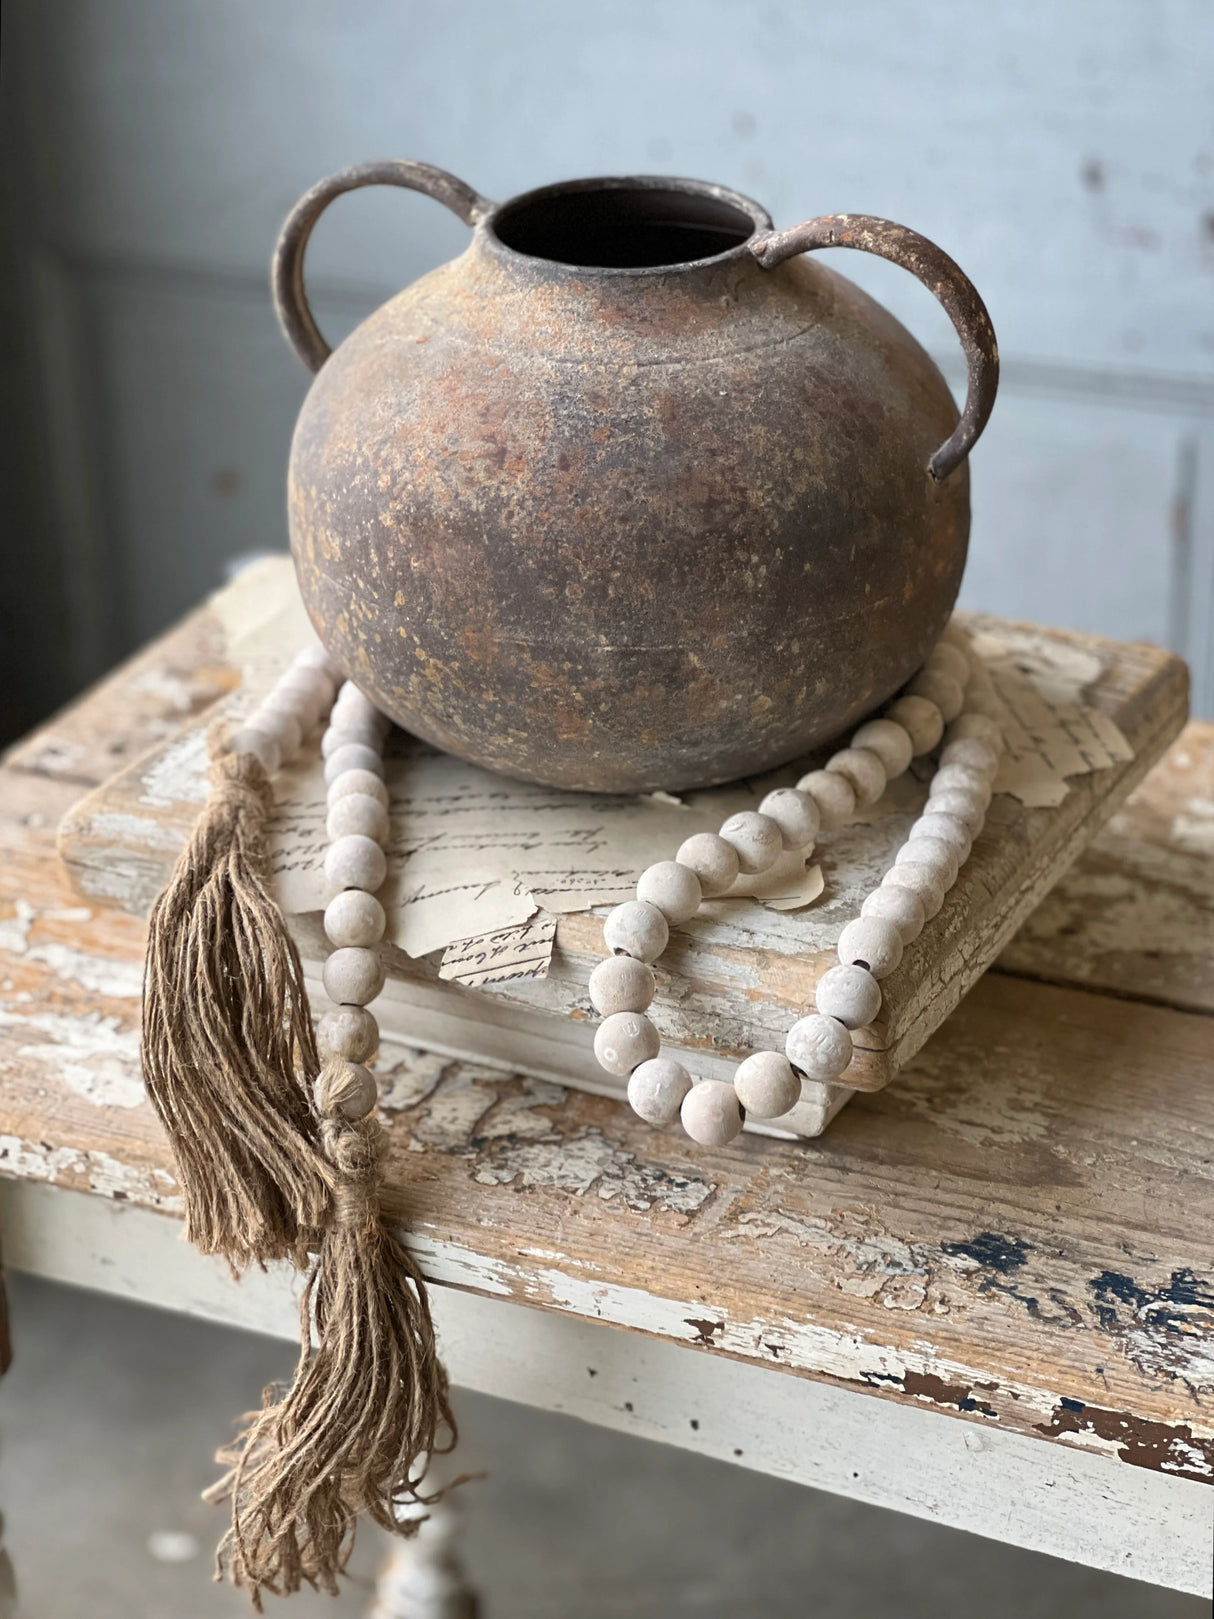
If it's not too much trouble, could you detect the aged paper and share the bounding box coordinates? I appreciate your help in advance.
[390,856,537,960]
[438,914,558,988]
[971,627,1133,809]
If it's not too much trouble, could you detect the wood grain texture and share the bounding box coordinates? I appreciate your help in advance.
[3,597,1213,1496]
[56,563,1190,1112]
[1000,727,1214,1014]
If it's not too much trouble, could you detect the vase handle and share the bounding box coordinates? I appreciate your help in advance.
[273,160,494,374]
[749,215,998,481]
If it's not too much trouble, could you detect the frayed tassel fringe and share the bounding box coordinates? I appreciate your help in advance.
[205,1112,455,1609]
[140,732,454,1606]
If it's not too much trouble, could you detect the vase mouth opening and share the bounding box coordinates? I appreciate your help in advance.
[485,176,771,274]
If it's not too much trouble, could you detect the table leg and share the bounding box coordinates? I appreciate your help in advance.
[367,1467,478,1619]
[0,1244,16,1619]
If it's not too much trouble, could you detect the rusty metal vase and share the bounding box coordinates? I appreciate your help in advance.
[275,162,998,792]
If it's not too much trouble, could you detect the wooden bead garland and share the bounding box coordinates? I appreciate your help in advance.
[591,623,1005,1145]
[317,681,391,1097]
[238,629,1002,1167]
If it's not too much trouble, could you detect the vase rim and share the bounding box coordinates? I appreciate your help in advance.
[480,174,773,278]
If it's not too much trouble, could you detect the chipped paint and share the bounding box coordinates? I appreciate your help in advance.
[0,1007,144,1108]
[1088,1269,1214,1392]
[941,1232,1030,1274]
[0,1134,179,1207]
[475,1129,714,1215]
[406,1228,1214,1481]
[85,812,189,851]
[1038,1399,1214,1482]
[393,1061,716,1213]
[0,899,143,998]
[138,728,211,808]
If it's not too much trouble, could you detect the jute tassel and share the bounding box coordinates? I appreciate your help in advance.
[141,734,334,1266]
[205,1057,456,1608]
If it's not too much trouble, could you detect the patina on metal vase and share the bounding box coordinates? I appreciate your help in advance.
[274,161,998,793]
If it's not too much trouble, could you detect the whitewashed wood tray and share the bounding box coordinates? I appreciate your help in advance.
[59,560,1188,1136]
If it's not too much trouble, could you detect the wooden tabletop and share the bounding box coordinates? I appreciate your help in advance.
[2,596,1213,1494]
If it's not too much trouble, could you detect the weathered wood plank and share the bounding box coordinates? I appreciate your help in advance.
[6,1178,1210,1595]
[3,602,235,789]
[1000,726,1214,1013]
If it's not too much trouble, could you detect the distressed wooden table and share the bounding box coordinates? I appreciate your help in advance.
[2,598,1213,1596]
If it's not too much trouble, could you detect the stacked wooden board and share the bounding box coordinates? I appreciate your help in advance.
[59,560,1189,1136]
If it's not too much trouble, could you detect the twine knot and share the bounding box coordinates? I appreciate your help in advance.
[208,727,276,820]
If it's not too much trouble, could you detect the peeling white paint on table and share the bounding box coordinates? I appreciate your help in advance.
[3,1180,1209,1596]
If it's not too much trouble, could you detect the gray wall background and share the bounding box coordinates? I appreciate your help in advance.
[2,0,1212,737]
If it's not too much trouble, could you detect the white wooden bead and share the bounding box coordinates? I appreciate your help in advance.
[961,683,1004,724]
[251,702,304,757]
[785,1013,853,1081]
[324,889,387,949]
[276,668,334,726]
[588,955,655,1016]
[896,835,960,886]
[331,703,390,747]
[927,786,986,835]
[938,620,970,649]
[851,718,914,778]
[282,652,336,686]
[925,641,970,687]
[733,1051,800,1119]
[796,768,856,829]
[316,1059,378,1120]
[913,810,972,861]
[627,1057,692,1126]
[882,859,945,919]
[939,737,999,779]
[602,900,669,963]
[931,763,992,805]
[227,726,282,774]
[837,915,904,979]
[719,811,783,874]
[757,787,820,850]
[328,768,390,808]
[267,671,328,712]
[946,711,1006,755]
[326,792,390,843]
[324,834,387,894]
[907,667,964,723]
[331,711,390,750]
[815,962,882,1029]
[322,718,386,757]
[885,695,944,755]
[324,743,385,785]
[826,747,886,809]
[680,1080,744,1146]
[322,945,385,1006]
[636,860,702,925]
[317,1006,379,1062]
[293,644,342,679]
[675,832,740,898]
[860,884,926,944]
[593,1011,660,1076]
[333,683,385,726]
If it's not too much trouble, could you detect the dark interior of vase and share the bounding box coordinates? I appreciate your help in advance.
[491,185,756,269]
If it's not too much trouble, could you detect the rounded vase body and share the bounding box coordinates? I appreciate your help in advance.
[283,173,993,792]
